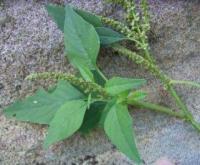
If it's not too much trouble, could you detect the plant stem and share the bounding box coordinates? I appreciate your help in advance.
[190,120,200,131]
[97,65,185,119]
[129,37,155,64]
[129,100,185,118]
[95,66,184,119]
[111,45,183,109]
[101,3,200,131]
[143,47,154,64]
[112,44,200,131]
[170,80,200,88]
[130,100,200,131]
[167,86,192,118]
[96,68,108,81]
[142,49,195,122]
[168,86,200,131]
[95,63,184,119]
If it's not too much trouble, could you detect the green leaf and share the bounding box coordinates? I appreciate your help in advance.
[64,5,100,69]
[79,101,106,133]
[95,27,127,45]
[104,103,141,163]
[46,4,126,46]
[99,99,116,126]
[46,4,65,31]
[46,4,102,32]
[4,81,84,124]
[74,8,103,27]
[105,77,146,96]
[78,66,94,82]
[44,100,87,148]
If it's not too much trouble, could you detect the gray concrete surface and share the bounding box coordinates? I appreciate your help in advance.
[0,0,200,164]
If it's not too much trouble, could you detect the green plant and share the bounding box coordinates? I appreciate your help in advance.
[3,1,200,164]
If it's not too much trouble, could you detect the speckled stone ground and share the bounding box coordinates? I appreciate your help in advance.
[0,0,200,165]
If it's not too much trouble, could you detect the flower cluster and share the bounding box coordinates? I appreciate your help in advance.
[26,72,110,99]
[112,45,171,87]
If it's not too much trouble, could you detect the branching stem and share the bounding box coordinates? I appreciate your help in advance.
[111,44,200,132]
[129,100,185,118]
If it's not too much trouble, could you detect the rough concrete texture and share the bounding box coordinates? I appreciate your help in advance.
[0,0,200,164]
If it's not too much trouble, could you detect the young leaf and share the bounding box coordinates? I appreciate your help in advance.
[46,4,102,32]
[127,90,147,102]
[44,100,87,148]
[95,27,127,45]
[104,103,141,163]
[64,5,100,69]
[116,90,130,103]
[4,81,84,124]
[105,77,146,96]
[79,101,106,133]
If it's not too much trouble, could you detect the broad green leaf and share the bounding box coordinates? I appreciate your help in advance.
[78,66,94,82]
[104,103,141,163]
[127,90,147,102]
[74,8,102,27]
[95,27,127,45]
[4,81,84,124]
[46,4,65,31]
[46,4,125,46]
[64,5,100,69]
[44,100,87,148]
[46,4,102,32]
[105,77,146,96]
[79,101,106,133]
